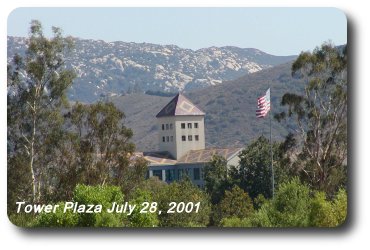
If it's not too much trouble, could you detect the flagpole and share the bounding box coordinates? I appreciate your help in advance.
[269,85,274,198]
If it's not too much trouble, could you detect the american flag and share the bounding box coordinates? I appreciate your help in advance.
[256,88,271,118]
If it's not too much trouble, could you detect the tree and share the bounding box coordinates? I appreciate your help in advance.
[34,185,125,227]
[7,20,75,203]
[71,102,135,186]
[51,101,148,199]
[203,155,230,204]
[236,136,288,200]
[276,42,347,195]
[309,191,337,227]
[126,189,159,227]
[249,178,312,227]
[153,179,211,227]
[220,217,251,227]
[219,185,254,220]
[332,188,347,225]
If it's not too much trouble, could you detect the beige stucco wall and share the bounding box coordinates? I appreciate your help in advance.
[157,116,177,157]
[157,115,205,160]
[174,115,205,159]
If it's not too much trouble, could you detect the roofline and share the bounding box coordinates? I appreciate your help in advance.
[175,161,208,165]
[147,148,244,166]
[226,148,244,161]
[148,163,177,167]
[155,93,205,118]
[156,113,205,118]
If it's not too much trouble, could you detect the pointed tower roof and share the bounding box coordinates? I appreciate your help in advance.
[156,93,205,118]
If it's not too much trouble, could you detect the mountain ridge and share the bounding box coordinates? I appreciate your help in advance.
[7,36,297,103]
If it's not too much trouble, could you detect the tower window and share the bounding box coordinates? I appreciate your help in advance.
[188,123,192,129]
[170,136,173,142]
[188,135,193,141]
[195,135,199,141]
[181,123,185,129]
[166,124,169,130]
[162,124,165,130]
[166,136,169,142]
[194,123,198,128]
[182,135,186,141]
[170,124,173,130]
[162,136,165,142]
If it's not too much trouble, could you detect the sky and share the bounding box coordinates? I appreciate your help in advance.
[8,7,347,56]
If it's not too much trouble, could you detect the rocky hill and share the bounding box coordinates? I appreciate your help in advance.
[7,36,296,103]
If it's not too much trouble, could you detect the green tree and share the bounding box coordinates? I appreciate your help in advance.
[220,180,347,228]
[251,178,312,227]
[50,102,148,199]
[220,217,251,227]
[7,20,75,203]
[332,188,347,225]
[7,154,33,212]
[276,42,347,194]
[33,202,79,227]
[219,185,254,220]
[33,184,126,227]
[203,155,230,204]
[309,191,337,227]
[309,188,347,227]
[236,136,287,200]
[126,189,159,227]
[69,184,125,227]
[153,179,211,227]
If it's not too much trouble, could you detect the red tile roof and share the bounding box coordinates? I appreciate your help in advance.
[156,93,205,118]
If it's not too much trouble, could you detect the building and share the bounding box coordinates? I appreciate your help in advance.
[137,93,242,187]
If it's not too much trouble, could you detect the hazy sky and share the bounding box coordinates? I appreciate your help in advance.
[7,7,347,56]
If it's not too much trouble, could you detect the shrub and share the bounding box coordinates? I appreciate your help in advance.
[34,202,78,227]
[72,184,125,227]
[34,184,125,227]
[154,179,211,227]
[126,189,159,227]
[220,216,251,227]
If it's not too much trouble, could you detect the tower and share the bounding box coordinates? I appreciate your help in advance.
[156,93,205,160]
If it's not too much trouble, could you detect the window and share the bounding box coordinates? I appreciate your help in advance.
[188,123,192,129]
[162,124,165,130]
[195,135,199,141]
[153,170,162,180]
[179,169,191,179]
[181,123,186,129]
[165,169,175,182]
[194,123,198,128]
[166,124,169,130]
[178,169,184,180]
[162,136,165,142]
[182,136,186,141]
[188,135,193,141]
[166,136,169,142]
[170,123,173,130]
[194,168,200,180]
[170,136,173,142]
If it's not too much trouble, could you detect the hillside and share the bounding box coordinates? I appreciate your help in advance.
[7,36,296,103]
[111,62,304,151]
